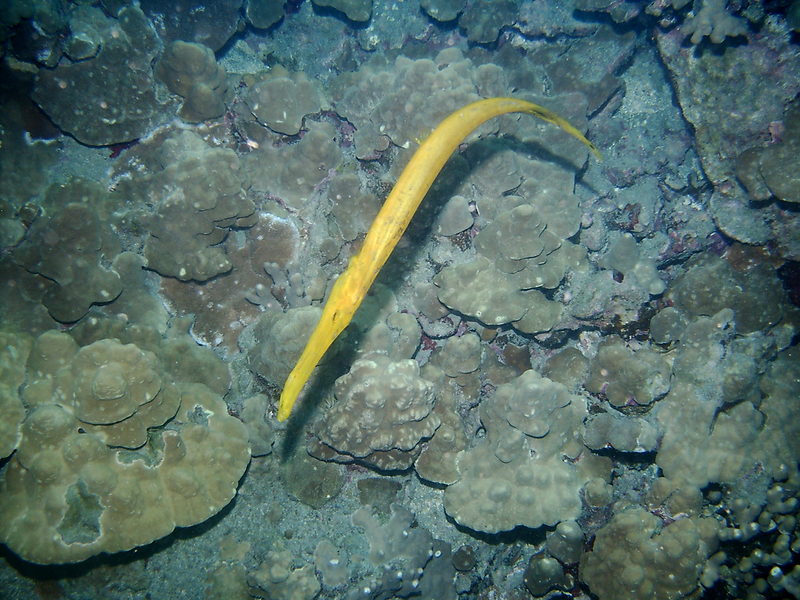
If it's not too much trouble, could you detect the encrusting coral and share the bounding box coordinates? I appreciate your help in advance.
[11,179,123,323]
[0,328,250,564]
[308,352,440,470]
[443,369,611,533]
[155,40,228,123]
[31,6,165,146]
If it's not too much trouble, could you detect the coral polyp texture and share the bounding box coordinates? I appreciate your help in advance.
[444,370,610,534]
[244,67,326,135]
[309,352,440,471]
[580,508,720,600]
[0,329,249,564]
[11,179,123,323]
[1,0,799,597]
[113,129,257,282]
[155,40,228,123]
[31,6,166,146]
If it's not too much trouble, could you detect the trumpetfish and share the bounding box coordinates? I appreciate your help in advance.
[277,97,601,421]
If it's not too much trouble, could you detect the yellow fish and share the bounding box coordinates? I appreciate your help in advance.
[277,97,601,421]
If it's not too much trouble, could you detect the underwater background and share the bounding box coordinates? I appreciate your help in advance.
[1,0,799,598]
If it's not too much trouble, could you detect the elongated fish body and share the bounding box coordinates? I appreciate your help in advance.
[277,97,600,421]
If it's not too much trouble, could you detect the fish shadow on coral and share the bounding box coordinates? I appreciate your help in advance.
[278,339,361,459]
[445,515,550,548]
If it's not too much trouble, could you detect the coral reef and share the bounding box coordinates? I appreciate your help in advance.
[459,0,520,43]
[585,336,671,407]
[244,67,326,135]
[0,2,798,598]
[309,353,440,470]
[330,48,495,159]
[31,6,166,146]
[140,0,243,52]
[577,0,750,44]
[113,129,256,282]
[246,0,285,29]
[679,0,748,44]
[420,0,466,22]
[583,410,659,453]
[0,328,249,564]
[351,504,457,599]
[11,180,123,323]
[0,332,32,459]
[600,234,666,296]
[655,16,800,260]
[245,305,324,388]
[243,121,343,209]
[433,155,593,335]
[736,103,800,205]
[155,41,228,123]
[248,543,321,600]
[444,370,610,533]
[580,508,719,600]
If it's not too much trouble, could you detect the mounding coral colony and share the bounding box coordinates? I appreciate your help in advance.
[278,97,601,421]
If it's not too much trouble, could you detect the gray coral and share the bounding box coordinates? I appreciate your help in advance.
[444,370,610,533]
[31,6,165,145]
[310,353,440,471]
[155,41,228,123]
